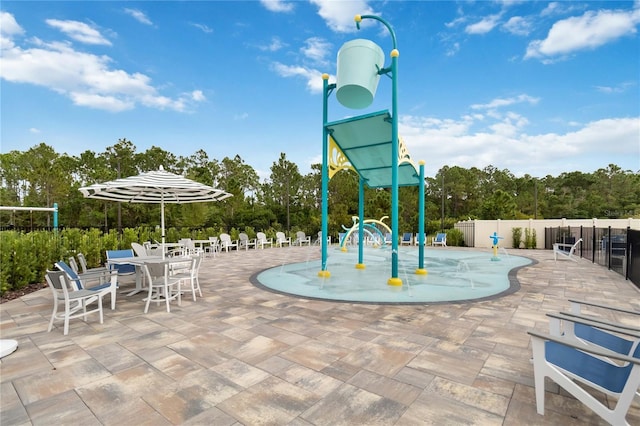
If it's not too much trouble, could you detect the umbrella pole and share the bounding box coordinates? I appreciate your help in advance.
[161,197,166,259]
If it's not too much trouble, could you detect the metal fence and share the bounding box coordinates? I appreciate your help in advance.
[545,226,639,289]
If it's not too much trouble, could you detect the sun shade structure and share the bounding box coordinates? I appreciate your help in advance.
[79,166,232,257]
[325,110,420,188]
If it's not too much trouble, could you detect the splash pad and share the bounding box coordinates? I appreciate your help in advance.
[253,246,533,305]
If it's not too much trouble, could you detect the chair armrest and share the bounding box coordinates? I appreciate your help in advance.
[527,330,640,365]
[559,311,640,333]
[553,243,574,249]
[546,312,640,338]
[568,299,640,316]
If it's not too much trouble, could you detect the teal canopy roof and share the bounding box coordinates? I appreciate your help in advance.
[325,110,421,188]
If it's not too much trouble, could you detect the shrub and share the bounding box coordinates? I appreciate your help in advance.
[512,227,522,248]
[445,228,464,246]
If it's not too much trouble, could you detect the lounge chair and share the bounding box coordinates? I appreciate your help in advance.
[314,231,331,245]
[414,233,427,246]
[238,232,256,250]
[46,270,109,335]
[293,231,311,246]
[256,232,273,249]
[400,233,413,246]
[432,233,447,247]
[528,327,640,425]
[219,233,238,252]
[546,311,640,359]
[553,238,582,262]
[276,232,291,247]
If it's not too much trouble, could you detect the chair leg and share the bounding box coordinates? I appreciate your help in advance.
[48,298,58,332]
[144,284,153,314]
[165,284,171,312]
[64,300,71,335]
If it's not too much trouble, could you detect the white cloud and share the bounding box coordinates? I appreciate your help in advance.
[124,8,153,26]
[29,127,40,134]
[260,0,294,13]
[526,8,640,60]
[310,0,375,33]
[399,112,640,176]
[471,94,540,110]
[190,23,213,34]
[0,11,24,37]
[257,36,286,52]
[270,62,326,93]
[301,37,332,66]
[234,112,249,120]
[46,19,111,45]
[465,14,502,34]
[0,13,204,113]
[191,90,206,102]
[502,16,532,36]
[595,81,637,94]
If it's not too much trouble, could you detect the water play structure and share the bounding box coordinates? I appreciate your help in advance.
[320,14,428,286]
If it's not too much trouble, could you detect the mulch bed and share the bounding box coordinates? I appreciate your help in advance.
[1,282,47,304]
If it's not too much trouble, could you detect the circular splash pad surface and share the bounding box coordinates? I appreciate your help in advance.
[253,247,533,304]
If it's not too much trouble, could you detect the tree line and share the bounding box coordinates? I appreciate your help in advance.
[1,140,638,238]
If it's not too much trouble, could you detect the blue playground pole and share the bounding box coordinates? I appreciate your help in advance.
[357,177,365,268]
[53,202,58,231]
[356,14,400,286]
[319,74,334,278]
[417,162,427,274]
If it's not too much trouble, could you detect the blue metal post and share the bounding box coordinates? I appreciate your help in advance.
[357,177,365,268]
[53,202,58,231]
[356,14,401,286]
[319,74,334,278]
[416,162,427,274]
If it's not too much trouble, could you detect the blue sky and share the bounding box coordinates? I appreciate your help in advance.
[1,1,639,181]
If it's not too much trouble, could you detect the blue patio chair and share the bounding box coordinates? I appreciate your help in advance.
[528,328,640,425]
[55,261,118,310]
[400,233,413,246]
[432,233,447,247]
[106,249,136,275]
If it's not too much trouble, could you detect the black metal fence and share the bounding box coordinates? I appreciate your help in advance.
[545,226,639,289]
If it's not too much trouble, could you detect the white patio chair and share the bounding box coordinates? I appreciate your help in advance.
[238,232,256,250]
[219,233,238,252]
[553,238,582,261]
[131,242,148,257]
[256,232,273,249]
[204,236,219,257]
[173,254,203,301]
[314,231,331,245]
[77,253,109,276]
[293,231,312,246]
[276,232,291,247]
[142,262,181,313]
[46,270,106,335]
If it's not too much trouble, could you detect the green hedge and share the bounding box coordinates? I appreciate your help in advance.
[0,227,224,295]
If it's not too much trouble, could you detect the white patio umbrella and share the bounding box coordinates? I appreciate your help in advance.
[79,166,232,257]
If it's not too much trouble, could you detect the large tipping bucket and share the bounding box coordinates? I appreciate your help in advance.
[336,39,385,109]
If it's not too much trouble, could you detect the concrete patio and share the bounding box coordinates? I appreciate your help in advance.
[1,247,639,425]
